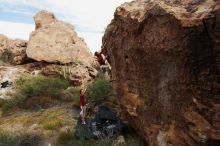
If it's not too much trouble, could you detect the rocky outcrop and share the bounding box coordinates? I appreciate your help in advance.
[0,10,97,86]
[0,34,9,51]
[27,11,93,65]
[8,40,30,65]
[34,11,56,29]
[40,63,97,86]
[102,0,220,146]
[0,34,30,65]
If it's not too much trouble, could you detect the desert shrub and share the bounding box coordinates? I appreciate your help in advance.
[0,50,14,63]
[0,129,18,146]
[17,75,69,98]
[86,79,115,104]
[2,94,26,112]
[15,74,29,86]
[57,130,75,145]
[62,82,115,108]
[2,75,69,112]
[64,87,80,106]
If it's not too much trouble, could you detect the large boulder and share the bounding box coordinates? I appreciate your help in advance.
[27,11,94,65]
[102,0,220,146]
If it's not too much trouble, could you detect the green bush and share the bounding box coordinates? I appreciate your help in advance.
[0,129,18,146]
[57,131,75,145]
[2,94,26,112]
[64,87,80,106]
[2,75,69,112]
[86,79,115,103]
[0,50,14,63]
[18,75,69,98]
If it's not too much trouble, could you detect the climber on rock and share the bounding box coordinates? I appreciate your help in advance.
[94,51,111,78]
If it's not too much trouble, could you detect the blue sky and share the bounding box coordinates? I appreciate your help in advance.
[0,0,131,53]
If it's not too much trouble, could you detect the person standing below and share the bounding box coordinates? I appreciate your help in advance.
[80,89,86,125]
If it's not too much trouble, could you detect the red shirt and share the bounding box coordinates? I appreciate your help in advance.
[97,55,105,65]
[80,94,86,106]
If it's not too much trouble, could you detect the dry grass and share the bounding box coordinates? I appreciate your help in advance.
[0,105,77,138]
[41,118,64,130]
[1,75,69,113]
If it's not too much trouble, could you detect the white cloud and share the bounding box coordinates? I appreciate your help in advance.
[0,0,132,52]
[0,20,34,40]
[78,32,103,53]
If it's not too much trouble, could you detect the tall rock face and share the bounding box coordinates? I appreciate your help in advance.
[102,0,220,145]
[27,11,93,65]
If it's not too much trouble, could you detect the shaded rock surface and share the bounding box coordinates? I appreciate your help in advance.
[0,34,30,65]
[27,11,94,65]
[102,0,220,146]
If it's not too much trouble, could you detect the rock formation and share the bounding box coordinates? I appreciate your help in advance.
[0,34,8,51]
[102,0,220,145]
[0,34,30,65]
[27,11,93,65]
[0,11,97,87]
[40,63,97,86]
